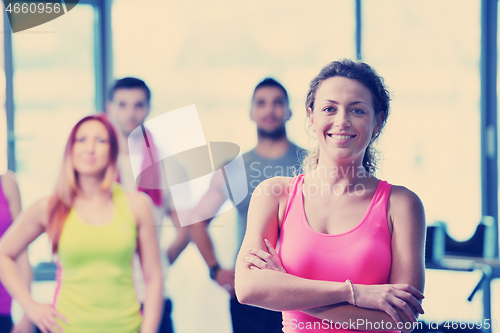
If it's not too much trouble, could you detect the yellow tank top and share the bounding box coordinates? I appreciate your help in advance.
[54,184,142,333]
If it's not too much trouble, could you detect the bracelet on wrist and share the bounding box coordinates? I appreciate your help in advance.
[345,279,356,306]
[209,263,220,280]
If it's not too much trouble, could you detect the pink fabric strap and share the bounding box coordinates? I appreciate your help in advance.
[117,128,163,207]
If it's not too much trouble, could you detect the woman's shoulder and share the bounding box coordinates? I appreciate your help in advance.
[122,188,154,222]
[247,177,297,229]
[260,176,296,186]
[0,171,19,196]
[24,196,51,227]
[255,176,296,197]
[388,184,425,227]
[252,176,296,213]
[1,170,17,184]
[388,185,423,207]
[124,189,153,210]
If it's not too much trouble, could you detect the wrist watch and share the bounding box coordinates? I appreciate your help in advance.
[209,263,220,280]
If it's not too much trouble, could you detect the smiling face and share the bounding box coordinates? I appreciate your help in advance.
[71,120,111,177]
[309,76,380,166]
[107,88,150,136]
[250,86,290,137]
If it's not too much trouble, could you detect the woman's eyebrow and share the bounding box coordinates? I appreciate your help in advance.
[323,99,367,106]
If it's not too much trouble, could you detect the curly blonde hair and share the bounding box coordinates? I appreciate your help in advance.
[302,59,391,175]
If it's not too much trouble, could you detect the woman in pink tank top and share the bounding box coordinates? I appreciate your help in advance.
[235,60,426,333]
[0,172,33,332]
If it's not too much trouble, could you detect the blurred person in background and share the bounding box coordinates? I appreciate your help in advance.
[235,60,425,333]
[107,77,191,333]
[0,171,33,333]
[0,114,163,333]
[190,78,304,333]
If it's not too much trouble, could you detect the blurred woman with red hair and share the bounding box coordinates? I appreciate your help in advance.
[0,114,163,333]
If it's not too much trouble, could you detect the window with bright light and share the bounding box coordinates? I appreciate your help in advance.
[12,4,97,264]
[364,0,481,240]
[363,0,483,324]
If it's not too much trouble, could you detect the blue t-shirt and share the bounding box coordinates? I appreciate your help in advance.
[235,143,305,248]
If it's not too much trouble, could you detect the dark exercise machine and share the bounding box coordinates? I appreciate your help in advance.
[426,217,500,333]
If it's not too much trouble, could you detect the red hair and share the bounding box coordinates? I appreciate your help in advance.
[47,113,119,253]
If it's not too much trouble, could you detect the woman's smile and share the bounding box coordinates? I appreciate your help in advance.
[310,76,378,164]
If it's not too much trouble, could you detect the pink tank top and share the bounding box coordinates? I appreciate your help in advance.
[278,174,395,333]
[0,176,13,315]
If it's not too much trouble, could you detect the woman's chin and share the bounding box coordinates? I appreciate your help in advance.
[322,151,361,165]
[75,168,107,179]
